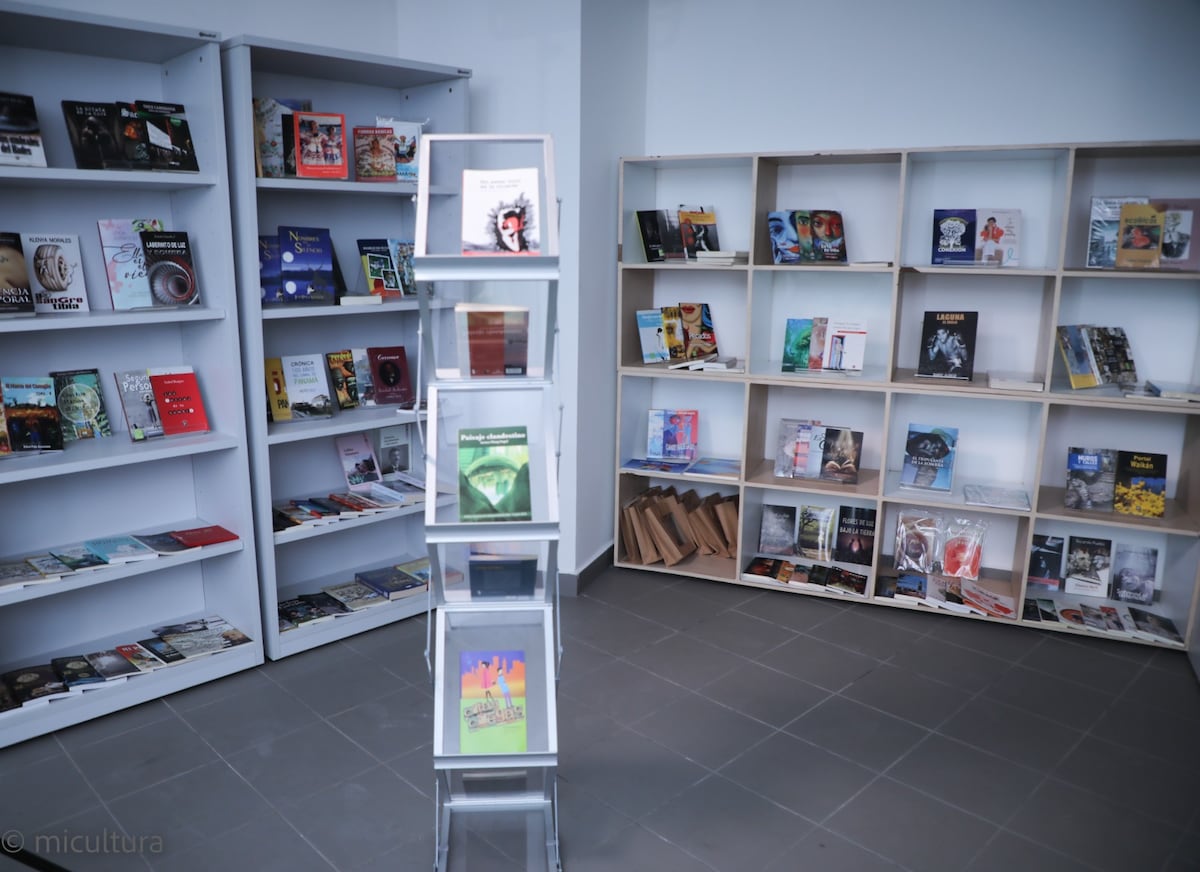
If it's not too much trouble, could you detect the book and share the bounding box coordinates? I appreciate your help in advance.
[335,432,382,493]
[1064,447,1116,512]
[740,556,793,585]
[1111,544,1157,605]
[458,426,532,522]
[153,615,252,658]
[774,418,818,477]
[1113,450,1167,518]
[2,376,63,451]
[1084,326,1138,388]
[0,92,46,167]
[169,525,238,547]
[375,424,413,481]
[351,347,375,406]
[97,217,166,309]
[469,554,538,598]
[139,230,199,306]
[822,319,867,372]
[279,354,332,419]
[113,369,164,440]
[0,560,46,588]
[833,506,876,566]
[47,543,106,572]
[352,126,397,181]
[1115,202,1163,269]
[3,665,70,705]
[84,534,158,564]
[971,209,1021,266]
[658,305,686,362]
[899,424,958,492]
[134,100,198,172]
[891,573,924,601]
[258,235,282,304]
[816,427,862,485]
[293,111,347,179]
[961,484,1031,511]
[1056,325,1101,389]
[0,232,34,317]
[355,238,403,298]
[324,350,359,410]
[354,565,427,601]
[278,226,336,303]
[461,166,541,254]
[1063,535,1113,597]
[635,209,667,262]
[1125,606,1184,645]
[986,371,1043,391]
[932,209,976,265]
[455,304,531,376]
[647,409,698,462]
[322,579,386,611]
[84,649,141,680]
[51,655,104,689]
[252,97,310,178]
[1144,379,1200,402]
[1087,196,1148,268]
[1153,198,1200,270]
[797,504,835,561]
[131,531,199,555]
[386,239,417,296]
[367,346,414,406]
[264,357,290,423]
[781,318,815,372]
[894,511,939,574]
[50,368,111,441]
[61,100,124,169]
[810,210,847,262]
[22,233,88,313]
[766,211,815,264]
[460,650,527,754]
[678,209,720,258]
[678,302,718,359]
[147,367,209,435]
[682,456,740,477]
[827,567,868,596]
[636,309,670,363]
[757,504,796,555]
[374,116,421,182]
[917,311,977,380]
[960,577,1017,619]
[115,643,162,673]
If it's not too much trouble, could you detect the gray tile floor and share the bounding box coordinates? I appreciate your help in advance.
[3,564,1200,871]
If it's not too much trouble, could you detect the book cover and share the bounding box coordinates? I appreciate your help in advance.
[974,209,1021,266]
[1064,446,1116,512]
[252,97,310,178]
[322,580,386,611]
[50,369,111,441]
[60,100,124,169]
[1027,532,1065,587]
[355,238,403,298]
[134,100,198,171]
[353,126,396,181]
[818,428,862,485]
[678,209,720,258]
[350,347,375,407]
[810,210,847,262]
[131,531,198,554]
[97,217,165,309]
[961,484,1031,511]
[460,650,527,754]
[0,232,34,317]
[335,431,382,493]
[834,505,876,566]
[808,317,828,370]
[757,504,796,555]
[374,424,412,481]
[469,554,538,599]
[781,318,814,372]
[461,167,541,255]
[458,426,532,522]
[386,239,417,296]
[355,565,426,601]
[636,309,669,363]
[1111,544,1157,605]
[279,354,332,419]
[0,92,46,167]
[2,376,63,451]
[139,230,198,306]
[278,226,335,303]
[1115,202,1163,269]
[293,111,347,179]
[375,116,421,182]
[917,311,977,380]
[659,305,686,361]
[4,665,69,704]
[1064,535,1113,597]
[457,304,531,376]
[264,357,290,423]
[827,567,868,596]
[147,367,209,436]
[682,456,740,477]
[1125,606,1184,645]
[21,233,88,313]
[1056,325,1101,389]
[47,543,106,571]
[741,556,793,584]
[894,573,927,601]
[774,418,817,478]
[797,504,836,561]
[678,301,718,360]
[1084,326,1137,388]
[115,644,162,672]
[325,349,359,410]
[258,235,282,304]
[1113,450,1167,518]
[646,409,698,462]
[154,615,252,658]
[822,320,867,372]
[1088,196,1148,268]
[635,209,667,262]
[367,345,414,406]
[932,209,976,264]
[113,369,164,440]
[117,100,155,170]
[1154,198,1200,270]
[899,424,958,492]
[83,535,158,564]
[767,211,815,264]
[169,525,238,547]
[50,656,103,689]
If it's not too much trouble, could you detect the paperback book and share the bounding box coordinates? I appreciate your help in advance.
[335,432,382,493]
[974,209,1021,266]
[147,367,209,436]
[917,311,977,380]
[1087,196,1148,268]
[469,554,539,599]
[113,369,164,440]
[21,233,88,313]
[61,100,124,169]
[678,302,718,360]
[810,210,847,262]
[278,226,336,303]
[646,409,698,462]
[252,97,311,178]
[461,167,540,255]
[797,505,835,561]
[814,427,863,485]
[1,376,63,451]
[833,505,876,566]
[140,230,199,306]
[774,418,819,478]
[931,209,976,264]
[0,231,33,317]
[822,320,867,373]
[458,426,532,522]
[636,309,670,363]
[325,349,359,410]
[50,368,111,441]
[134,100,199,172]
[455,304,530,376]
[264,357,289,422]
[376,424,413,481]
[757,504,796,555]
[293,111,347,179]
[1064,535,1113,597]
[1113,450,1167,518]
[460,650,527,754]
[258,234,282,304]
[352,126,397,181]
[1154,198,1200,270]
[1056,325,1101,389]
[279,354,332,419]
[678,208,720,258]
[1064,447,1116,512]
[1115,202,1163,269]
[367,346,414,406]
[766,211,815,264]
[0,92,46,167]
[355,238,403,298]
[1111,544,1157,605]
[899,424,958,492]
[97,217,165,309]
[374,116,421,182]
[635,209,667,262]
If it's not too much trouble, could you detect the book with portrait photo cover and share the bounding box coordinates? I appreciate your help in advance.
[899,424,958,492]
[917,311,977,380]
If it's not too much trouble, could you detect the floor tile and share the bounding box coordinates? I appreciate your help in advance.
[579,564,682,606]
[965,830,1096,872]
[623,630,746,689]
[22,805,154,872]
[718,730,875,822]
[1019,634,1144,693]
[734,590,847,632]
[0,751,101,832]
[557,638,616,684]
[760,633,881,692]
[785,694,930,773]
[267,647,412,718]
[631,692,774,770]
[327,683,433,762]
[559,658,690,723]
[627,583,738,631]
[825,776,998,872]
[887,633,1014,694]
[841,662,972,729]
[554,776,635,856]
[557,597,674,655]
[163,666,274,713]
[1117,659,1200,721]
[151,809,334,872]
[682,607,799,659]
[700,659,831,728]
[385,742,434,798]
[983,664,1114,731]
[0,733,61,777]
[804,607,924,661]
[175,678,318,756]
[929,616,1041,661]
[225,720,377,807]
[66,718,217,802]
[560,821,718,872]
[764,826,903,872]
[55,700,178,753]
[937,695,1083,772]
[1089,699,1200,772]
[858,600,942,635]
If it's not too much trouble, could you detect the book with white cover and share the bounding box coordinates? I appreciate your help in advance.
[461,167,541,255]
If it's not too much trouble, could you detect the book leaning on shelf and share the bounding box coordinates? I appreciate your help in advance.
[1055,325,1137,390]
[0,92,47,167]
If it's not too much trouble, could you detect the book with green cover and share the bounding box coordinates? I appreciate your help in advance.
[458,427,531,522]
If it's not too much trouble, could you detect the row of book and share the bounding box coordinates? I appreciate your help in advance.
[774,419,864,485]
[0,220,199,319]
[620,487,739,568]
[267,348,414,423]
[636,207,850,265]
[1022,597,1183,645]
[1056,325,1138,390]
[1065,447,1167,519]
[742,558,871,597]
[0,524,237,591]
[757,503,876,567]
[781,316,867,374]
[0,615,252,711]
[278,557,431,631]
[259,227,417,306]
[635,302,720,366]
[0,366,208,454]
[1028,533,1159,605]
[1087,197,1197,271]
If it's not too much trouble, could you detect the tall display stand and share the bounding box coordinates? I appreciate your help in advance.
[413,134,562,872]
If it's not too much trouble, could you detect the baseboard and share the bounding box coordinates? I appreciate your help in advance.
[559,546,613,597]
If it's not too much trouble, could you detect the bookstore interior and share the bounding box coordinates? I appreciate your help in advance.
[1,2,1200,870]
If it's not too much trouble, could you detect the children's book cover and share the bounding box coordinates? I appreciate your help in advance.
[21,233,88,313]
[931,209,976,265]
[460,650,527,754]
[917,311,977,380]
[899,424,958,492]
[461,167,540,255]
[458,426,532,522]
[278,226,335,303]
[810,210,847,262]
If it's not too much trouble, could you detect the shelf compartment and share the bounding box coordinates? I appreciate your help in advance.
[261,299,425,321]
[617,373,746,470]
[0,433,239,486]
[0,166,219,191]
[0,308,228,334]
[266,407,425,445]
[273,497,439,545]
[430,539,556,608]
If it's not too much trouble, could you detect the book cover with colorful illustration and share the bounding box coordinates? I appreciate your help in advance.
[458,427,532,522]
[460,649,527,754]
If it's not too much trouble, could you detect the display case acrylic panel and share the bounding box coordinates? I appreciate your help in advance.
[428,539,555,607]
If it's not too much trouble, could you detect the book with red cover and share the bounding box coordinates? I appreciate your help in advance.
[293,111,347,179]
[367,346,414,406]
[169,525,238,547]
[456,304,530,376]
[147,366,209,436]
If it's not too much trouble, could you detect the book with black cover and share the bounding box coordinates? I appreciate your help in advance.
[833,506,875,566]
[917,311,977,380]
[1113,450,1167,518]
[61,100,125,169]
[135,100,199,171]
[0,92,46,167]
[468,554,538,599]
[140,231,199,306]
[1026,534,1064,591]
